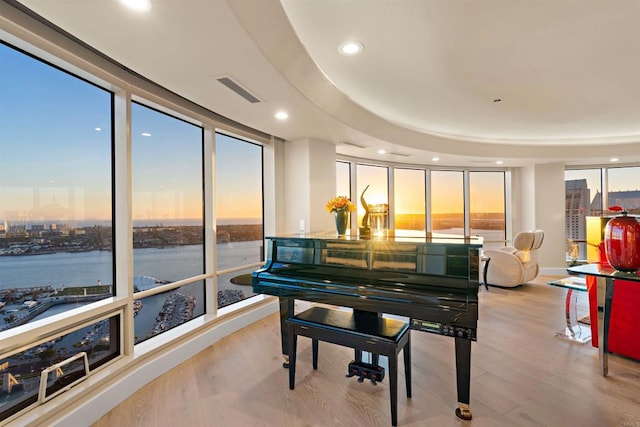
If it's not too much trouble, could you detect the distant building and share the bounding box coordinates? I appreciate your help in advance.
[8,224,26,235]
[565,179,591,243]
[566,183,640,260]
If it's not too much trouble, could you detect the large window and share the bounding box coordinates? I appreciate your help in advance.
[0,42,113,330]
[608,167,640,214]
[564,166,640,261]
[394,168,425,230]
[336,161,351,198]
[431,171,464,236]
[131,102,205,343]
[215,133,263,308]
[0,12,271,425]
[469,171,505,248]
[0,42,118,420]
[356,164,388,229]
[339,162,508,242]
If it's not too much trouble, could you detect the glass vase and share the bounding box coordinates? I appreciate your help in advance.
[604,210,640,272]
[335,209,349,236]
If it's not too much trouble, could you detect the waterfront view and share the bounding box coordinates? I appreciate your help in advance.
[0,40,268,422]
[0,224,263,333]
[0,222,262,418]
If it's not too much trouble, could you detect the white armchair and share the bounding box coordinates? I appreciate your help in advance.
[483,230,544,288]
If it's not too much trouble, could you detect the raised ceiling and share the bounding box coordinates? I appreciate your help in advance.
[12,0,640,167]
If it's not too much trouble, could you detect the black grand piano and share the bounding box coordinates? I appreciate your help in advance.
[252,230,482,420]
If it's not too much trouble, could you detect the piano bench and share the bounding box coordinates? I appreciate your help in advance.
[286,306,411,426]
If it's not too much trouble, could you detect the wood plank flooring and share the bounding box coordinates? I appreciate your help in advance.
[93,276,640,427]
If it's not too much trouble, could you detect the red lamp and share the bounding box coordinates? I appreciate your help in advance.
[604,206,640,272]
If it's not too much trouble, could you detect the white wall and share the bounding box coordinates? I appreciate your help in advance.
[283,138,336,234]
[513,162,567,274]
[533,163,567,272]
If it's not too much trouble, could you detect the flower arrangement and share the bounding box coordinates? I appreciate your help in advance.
[325,195,356,213]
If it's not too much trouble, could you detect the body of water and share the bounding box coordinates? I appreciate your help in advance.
[0,241,264,340]
[0,241,263,291]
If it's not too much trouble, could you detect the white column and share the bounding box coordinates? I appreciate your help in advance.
[283,138,336,234]
[515,163,567,274]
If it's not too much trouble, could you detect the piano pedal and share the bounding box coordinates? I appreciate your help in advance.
[345,360,385,385]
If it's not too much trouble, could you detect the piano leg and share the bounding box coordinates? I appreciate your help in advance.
[353,310,382,365]
[279,297,295,368]
[454,337,472,420]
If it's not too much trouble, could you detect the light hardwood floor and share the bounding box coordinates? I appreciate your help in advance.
[93,277,640,427]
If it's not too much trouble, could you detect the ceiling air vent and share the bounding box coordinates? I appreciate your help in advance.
[216,77,261,103]
[340,141,368,149]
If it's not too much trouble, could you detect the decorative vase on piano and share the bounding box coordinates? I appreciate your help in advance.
[604,206,640,272]
[334,209,349,236]
[325,196,356,236]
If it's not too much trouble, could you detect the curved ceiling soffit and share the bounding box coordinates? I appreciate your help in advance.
[228,1,640,160]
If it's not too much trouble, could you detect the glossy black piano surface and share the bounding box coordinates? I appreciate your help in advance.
[253,231,482,335]
[252,230,482,420]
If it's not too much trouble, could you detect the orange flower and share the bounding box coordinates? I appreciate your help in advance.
[325,196,356,213]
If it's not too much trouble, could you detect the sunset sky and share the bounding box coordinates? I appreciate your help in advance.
[0,43,263,224]
[1,42,637,227]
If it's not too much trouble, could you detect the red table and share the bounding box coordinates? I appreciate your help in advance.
[567,263,640,376]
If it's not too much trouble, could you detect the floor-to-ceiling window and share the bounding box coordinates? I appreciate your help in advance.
[608,167,640,214]
[394,168,425,230]
[356,164,389,230]
[469,171,506,249]
[431,170,464,236]
[564,166,639,261]
[214,133,263,308]
[336,161,351,198]
[131,102,205,343]
[0,29,270,421]
[339,161,508,242]
[564,168,602,260]
[0,41,119,421]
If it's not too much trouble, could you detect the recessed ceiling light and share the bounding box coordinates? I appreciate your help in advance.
[275,111,289,120]
[496,160,504,165]
[95,127,101,132]
[141,132,151,137]
[432,157,440,162]
[119,0,152,12]
[338,41,364,56]
[610,158,619,162]
[377,149,386,154]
